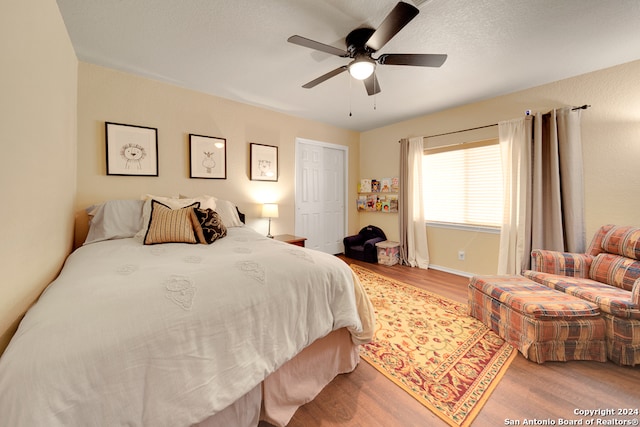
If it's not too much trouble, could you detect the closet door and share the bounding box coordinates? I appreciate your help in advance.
[295,138,347,254]
[322,146,345,254]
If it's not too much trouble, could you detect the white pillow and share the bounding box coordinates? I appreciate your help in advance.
[180,195,242,227]
[84,199,144,245]
[215,199,243,227]
[179,194,217,211]
[134,195,200,240]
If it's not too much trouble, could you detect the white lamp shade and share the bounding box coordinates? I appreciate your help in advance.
[348,59,375,80]
[262,203,279,218]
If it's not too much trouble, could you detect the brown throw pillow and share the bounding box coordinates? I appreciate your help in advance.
[144,200,200,245]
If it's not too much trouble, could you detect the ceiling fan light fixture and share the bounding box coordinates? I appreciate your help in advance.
[348,57,375,80]
[289,2,446,94]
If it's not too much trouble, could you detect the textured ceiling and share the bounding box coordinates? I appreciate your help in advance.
[56,0,640,131]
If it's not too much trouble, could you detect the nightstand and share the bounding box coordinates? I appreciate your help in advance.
[273,234,307,247]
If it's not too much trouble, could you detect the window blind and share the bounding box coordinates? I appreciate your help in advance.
[422,140,503,227]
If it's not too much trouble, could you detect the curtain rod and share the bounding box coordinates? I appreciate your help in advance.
[423,123,498,139]
[401,105,592,141]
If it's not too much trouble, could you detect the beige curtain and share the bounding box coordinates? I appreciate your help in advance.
[399,137,429,269]
[497,117,532,275]
[498,107,585,274]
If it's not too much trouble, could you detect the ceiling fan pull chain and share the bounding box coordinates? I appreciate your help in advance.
[373,71,377,111]
[349,74,353,117]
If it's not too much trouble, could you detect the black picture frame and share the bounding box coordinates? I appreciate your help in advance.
[189,134,227,179]
[250,143,278,181]
[105,122,158,176]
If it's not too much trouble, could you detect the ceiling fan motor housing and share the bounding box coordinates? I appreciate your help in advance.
[346,27,376,57]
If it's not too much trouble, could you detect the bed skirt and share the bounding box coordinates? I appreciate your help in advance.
[194,327,360,427]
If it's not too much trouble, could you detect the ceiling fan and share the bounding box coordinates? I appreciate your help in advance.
[287,1,447,96]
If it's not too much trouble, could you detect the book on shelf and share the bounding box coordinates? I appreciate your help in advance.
[380,178,391,192]
[389,195,398,212]
[381,198,391,212]
[360,178,372,193]
[391,177,399,192]
[366,194,377,211]
[356,195,367,211]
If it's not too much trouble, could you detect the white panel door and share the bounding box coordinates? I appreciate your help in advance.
[295,138,347,254]
[322,147,345,254]
[296,141,323,251]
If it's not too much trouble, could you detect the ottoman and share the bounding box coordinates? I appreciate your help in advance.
[468,275,607,363]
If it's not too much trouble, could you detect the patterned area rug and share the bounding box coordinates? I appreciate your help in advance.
[352,264,516,427]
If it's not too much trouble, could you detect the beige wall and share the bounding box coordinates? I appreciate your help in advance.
[0,0,78,352]
[76,63,360,239]
[360,59,640,275]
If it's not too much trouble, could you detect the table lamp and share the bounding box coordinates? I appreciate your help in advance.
[261,203,279,238]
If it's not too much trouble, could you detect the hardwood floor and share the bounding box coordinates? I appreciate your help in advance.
[263,256,640,427]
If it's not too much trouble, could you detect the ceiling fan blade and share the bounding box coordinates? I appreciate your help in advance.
[287,35,348,57]
[302,66,348,89]
[378,53,447,67]
[365,2,419,52]
[363,73,381,96]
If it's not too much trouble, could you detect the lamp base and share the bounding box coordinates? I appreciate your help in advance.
[267,217,273,238]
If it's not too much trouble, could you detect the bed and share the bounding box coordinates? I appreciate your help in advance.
[0,196,375,427]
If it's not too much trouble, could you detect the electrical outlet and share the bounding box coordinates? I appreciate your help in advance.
[458,250,465,261]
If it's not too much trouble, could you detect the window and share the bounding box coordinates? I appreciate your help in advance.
[422,140,503,228]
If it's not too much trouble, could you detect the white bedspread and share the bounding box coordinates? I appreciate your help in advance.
[0,227,369,427]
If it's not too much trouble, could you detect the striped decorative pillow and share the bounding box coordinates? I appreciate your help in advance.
[589,253,640,291]
[601,226,640,260]
[143,200,200,245]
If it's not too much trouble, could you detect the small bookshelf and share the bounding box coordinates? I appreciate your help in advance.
[357,177,399,213]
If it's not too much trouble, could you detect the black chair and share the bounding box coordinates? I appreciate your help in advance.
[343,225,387,263]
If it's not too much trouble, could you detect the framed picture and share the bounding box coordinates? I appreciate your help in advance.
[250,143,278,181]
[105,122,158,176]
[189,134,227,179]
